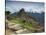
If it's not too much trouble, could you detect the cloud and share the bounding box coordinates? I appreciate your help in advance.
[6,1,44,13]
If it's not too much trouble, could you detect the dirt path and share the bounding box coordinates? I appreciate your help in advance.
[5,29,17,35]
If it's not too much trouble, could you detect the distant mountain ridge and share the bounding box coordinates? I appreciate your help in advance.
[27,12,44,23]
[11,9,44,23]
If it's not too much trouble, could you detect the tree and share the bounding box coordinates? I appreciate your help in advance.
[5,11,11,20]
[5,11,11,16]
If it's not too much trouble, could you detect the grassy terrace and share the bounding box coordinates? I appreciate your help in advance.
[7,16,43,33]
[8,17,34,30]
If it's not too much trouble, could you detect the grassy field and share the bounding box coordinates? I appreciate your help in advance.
[8,17,34,30]
[6,16,44,33]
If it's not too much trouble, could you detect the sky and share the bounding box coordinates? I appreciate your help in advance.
[7,0,44,2]
[6,0,44,13]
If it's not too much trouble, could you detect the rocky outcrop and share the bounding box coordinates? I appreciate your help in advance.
[17,8,37,23]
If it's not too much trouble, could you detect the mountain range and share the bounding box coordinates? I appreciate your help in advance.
[11,12,44,23]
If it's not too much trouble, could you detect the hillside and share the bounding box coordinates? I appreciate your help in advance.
[11,9,44,23]
[5,8,44,34]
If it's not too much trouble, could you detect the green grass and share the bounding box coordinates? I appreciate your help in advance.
[7,17,41,32]
[8,18,34,30]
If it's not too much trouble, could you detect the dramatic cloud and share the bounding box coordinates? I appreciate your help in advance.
[6,1,44,13]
